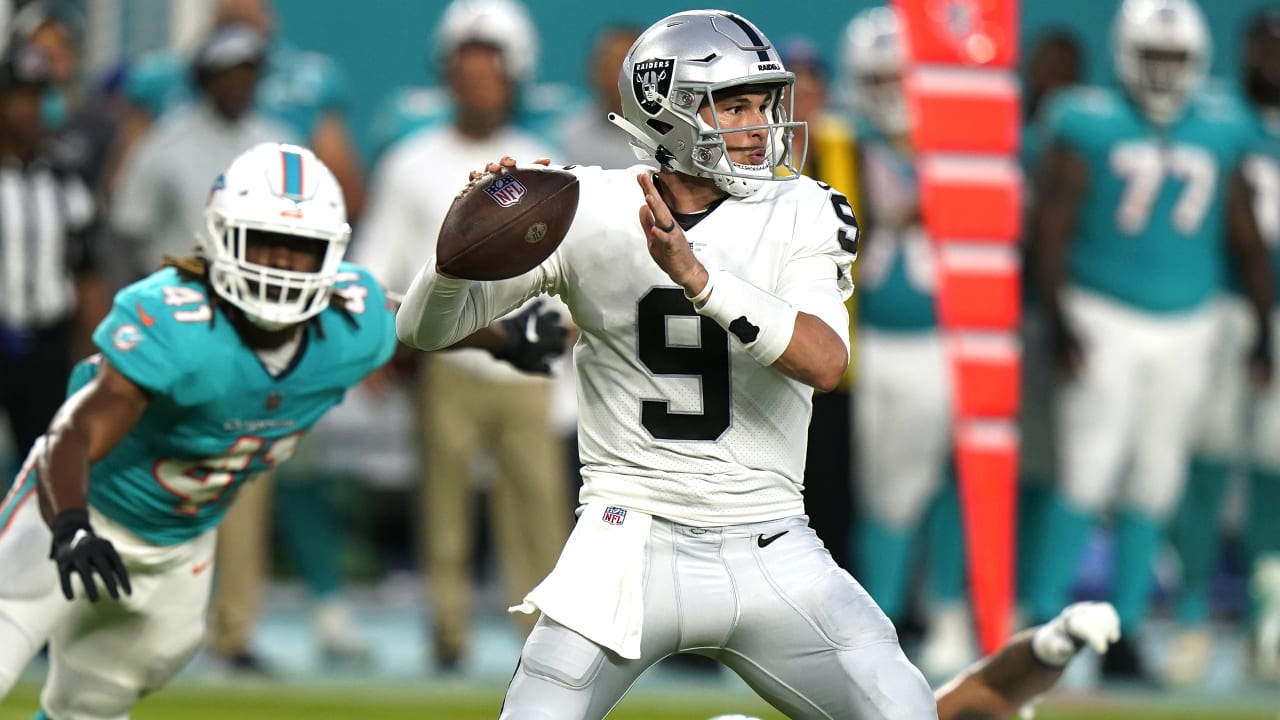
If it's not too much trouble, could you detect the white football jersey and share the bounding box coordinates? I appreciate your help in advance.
[401,165,856,526]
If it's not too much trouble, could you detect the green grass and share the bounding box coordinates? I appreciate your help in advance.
[3,682,1277,720]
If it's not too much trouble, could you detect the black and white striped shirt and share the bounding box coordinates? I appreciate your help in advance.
[0,155,97,329]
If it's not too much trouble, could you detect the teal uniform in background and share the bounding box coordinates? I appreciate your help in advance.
[126,42,348,141]
[1174,100,1280,629]
[851,122,964,629]
[8,263,395,546]
[1027,83,1253,633]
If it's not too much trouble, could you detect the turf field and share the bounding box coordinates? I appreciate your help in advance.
[3,682,1277,720]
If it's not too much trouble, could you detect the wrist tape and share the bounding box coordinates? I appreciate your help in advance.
[1030,621,1078,668]
[689,270,797,366]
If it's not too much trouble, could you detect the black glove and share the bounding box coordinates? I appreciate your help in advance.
[491,300,569,375]
[50,509,132,603]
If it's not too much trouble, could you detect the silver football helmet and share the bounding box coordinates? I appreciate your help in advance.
[608,10,805,197]
[1112,0,1209,124]
[842,6,910,137]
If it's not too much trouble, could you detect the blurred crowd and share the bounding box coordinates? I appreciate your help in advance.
[1,0,1279,696]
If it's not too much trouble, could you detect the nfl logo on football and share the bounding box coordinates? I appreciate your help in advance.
[602,506,627,526]
[484,175,527,207]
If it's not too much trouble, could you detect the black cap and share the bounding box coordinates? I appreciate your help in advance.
[0,43,54,95]
[193,24,268,74]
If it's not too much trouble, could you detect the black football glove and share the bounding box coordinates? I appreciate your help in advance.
[50,509,132,603]
[491,300,569,375]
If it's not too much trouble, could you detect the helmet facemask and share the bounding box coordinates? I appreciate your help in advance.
[1131,47,1198,122]
[686,82,806,196]
[204,215,350,331]
[200,143,352,332]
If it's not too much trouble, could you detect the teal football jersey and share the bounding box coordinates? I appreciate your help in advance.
[58,263,395,545]
[1043,86,1252,312]
[126,42,346,140]
[853,123,938,331]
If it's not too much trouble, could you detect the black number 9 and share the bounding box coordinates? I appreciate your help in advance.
[636,288,732,441]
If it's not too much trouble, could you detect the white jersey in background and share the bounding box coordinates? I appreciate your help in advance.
[354,124,558,382]
[399,164,855,526]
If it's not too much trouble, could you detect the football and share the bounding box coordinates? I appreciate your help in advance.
[436,165,580,281]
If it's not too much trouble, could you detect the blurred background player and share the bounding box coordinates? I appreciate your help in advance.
[0,142,396,717]
[111,23,293,278]
[353,0,570,674]
[0,41,108,481]
[841,5,974,681]
[107,0,363,217]
[1170,7,1280,685]
[1015,25,1085,641]
[555,23,643,169]
[365,0,572,164]
[1026,0,1272,682]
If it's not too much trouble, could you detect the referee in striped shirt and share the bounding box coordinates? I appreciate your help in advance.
[0,42,106,464]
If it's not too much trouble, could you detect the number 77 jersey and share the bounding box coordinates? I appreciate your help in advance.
[1042,85,1252,312]
[539,166,856,527]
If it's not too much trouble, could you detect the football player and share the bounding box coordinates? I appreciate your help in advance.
[710,601,1121,720]
[0,142,563,717]
[398,10,939,719]
[841,6,973,680]
[1026,0,1272,680]
[1171,7,1280,684]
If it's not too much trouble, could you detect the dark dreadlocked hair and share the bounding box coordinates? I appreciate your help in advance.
[159,255,359,338]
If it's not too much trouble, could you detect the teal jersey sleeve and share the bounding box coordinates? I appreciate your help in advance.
[322,263,399,384]
[124,52,192,118]
[66,354,101,396]
[92,269,218,399]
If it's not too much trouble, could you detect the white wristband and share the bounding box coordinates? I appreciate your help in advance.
[694,270,797,366]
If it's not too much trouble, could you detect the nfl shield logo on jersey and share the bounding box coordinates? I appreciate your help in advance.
[602,506,628,525]
[484,175,527,207]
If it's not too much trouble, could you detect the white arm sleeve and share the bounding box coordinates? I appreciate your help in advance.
[395,255,561,350]
[775,255,853,356]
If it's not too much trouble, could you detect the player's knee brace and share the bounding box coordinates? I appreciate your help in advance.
[519,619,606,689]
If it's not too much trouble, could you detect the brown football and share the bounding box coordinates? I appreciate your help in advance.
[436,165,580,281]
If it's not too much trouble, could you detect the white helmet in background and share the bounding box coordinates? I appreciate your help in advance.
[201,143,351,331]
[435,0,538,84]
[609,9,805,198]
[842,6,909,136]
[1112,0,1209,124]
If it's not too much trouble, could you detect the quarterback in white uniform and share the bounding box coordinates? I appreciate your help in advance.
[398,10,936,720]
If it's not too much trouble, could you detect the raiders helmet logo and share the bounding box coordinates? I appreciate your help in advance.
[632,57,676,116]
